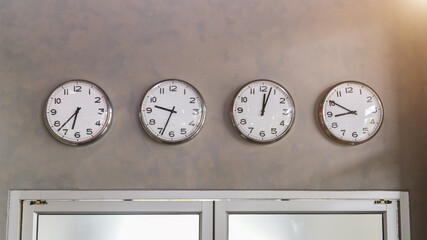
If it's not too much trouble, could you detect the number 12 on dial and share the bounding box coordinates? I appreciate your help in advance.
[231,79,296,143]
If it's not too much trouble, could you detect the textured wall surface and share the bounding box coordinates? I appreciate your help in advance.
[0,0,426,239]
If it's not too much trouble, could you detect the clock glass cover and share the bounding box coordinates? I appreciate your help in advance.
[319,81,384,145]
[139,79,206,143]
[231,79,295,143]
[44,79,113,146]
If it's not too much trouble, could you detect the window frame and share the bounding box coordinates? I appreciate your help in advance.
[215,199,398,240]
[6,190,410,240]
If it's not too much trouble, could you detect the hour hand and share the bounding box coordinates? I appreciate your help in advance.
[155,105,177,113]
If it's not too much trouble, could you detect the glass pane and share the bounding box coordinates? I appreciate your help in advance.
[229,214,383,240]
[37,214,199,240]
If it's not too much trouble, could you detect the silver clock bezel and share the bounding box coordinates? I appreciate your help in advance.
[139,79,207,144]
[43,79,113,146]
[230,79,296,144]
[318,80,384,145]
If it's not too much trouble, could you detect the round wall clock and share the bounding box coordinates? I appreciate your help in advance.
[319,81,384,145]
[44,79,113,146]
[230,79,295,143]
[139,79,206,144]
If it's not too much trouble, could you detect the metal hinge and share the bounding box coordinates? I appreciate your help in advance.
[374,199,392,204]
[30,200,48,205]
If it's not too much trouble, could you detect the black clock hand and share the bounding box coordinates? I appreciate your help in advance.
[161,106,176,135]
[261,87,272,116]
[71,107,81,129]
[329,100,356,114]
[58,107,81,131]
[155,105,177,113]
[335,111,357,117]
[260,93,266,116]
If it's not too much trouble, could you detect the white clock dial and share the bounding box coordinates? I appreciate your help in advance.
[44,80,113,146]
[139,79,206,143]
[231,80,295,143]
[319,81,384,145]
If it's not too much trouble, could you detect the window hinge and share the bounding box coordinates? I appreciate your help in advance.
[374,199,392,204]
[30,200,48,205]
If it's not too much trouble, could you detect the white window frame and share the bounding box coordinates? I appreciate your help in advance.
[215,200,398,240]
[21,200,212,240]
[6,190,410,240]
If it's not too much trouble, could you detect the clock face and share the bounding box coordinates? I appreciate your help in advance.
[231,80,295,143]
[319,81,384,145]
[139,79,206,143]
[44,80,113,146]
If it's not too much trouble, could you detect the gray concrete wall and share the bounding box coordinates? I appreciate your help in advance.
[0,0,425,239]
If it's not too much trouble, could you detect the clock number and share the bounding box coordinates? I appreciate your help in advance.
[149,119,156,125]
[329,101,336,107]
[146,107,152,113]
[54,98,61,104]
[88,88,91,95]
[54,121,60,127]
[74,86,82,92]
[189,97,196,104]
[169,85,177,92]
[189,121,195,126]
[63,89,69,95]
[95,120,101,126]
[248,127,254,133]
[280,98,286,104]
[237,107,243,113]
[372,107,377,113]
[259,131,265,137]
[282,109,289,115]
[271,128,277,134]
[50,109,57,115]
[352,132,358,138]
[280,120,285,126]
[241,97,248,103]
[363,127,369,134]
[345,87,353,93]
[150,97,157,103]
[367,96,373,102]
[180,128,187,135]
[193,109,200,115]
[370,118,375,124]
[62,129,68,135]
[273,89,276,95]
[157,128,163,134]
[336,91,342,97]
[95,97,101,103]
[169,131,175,137]
[240,119,247,125]
[74,132,81,138]
[332,122,338,128]
[360,89,363,95]
[340,130,346,136]
[98,108,105,115]
[259,86,267,92]
[326,111,333,118]
[86,128,93,135]
[159,88,165,94]
[250,88,255,94]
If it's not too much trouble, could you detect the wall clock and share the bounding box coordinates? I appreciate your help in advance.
[230,79,295,143]
[319,81,384,145]
[139,79,206,144]
[44,79,113,146]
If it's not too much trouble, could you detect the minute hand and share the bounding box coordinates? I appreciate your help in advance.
[261,87,272,116]
[335,111,357,117]
[329,100,356,114]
